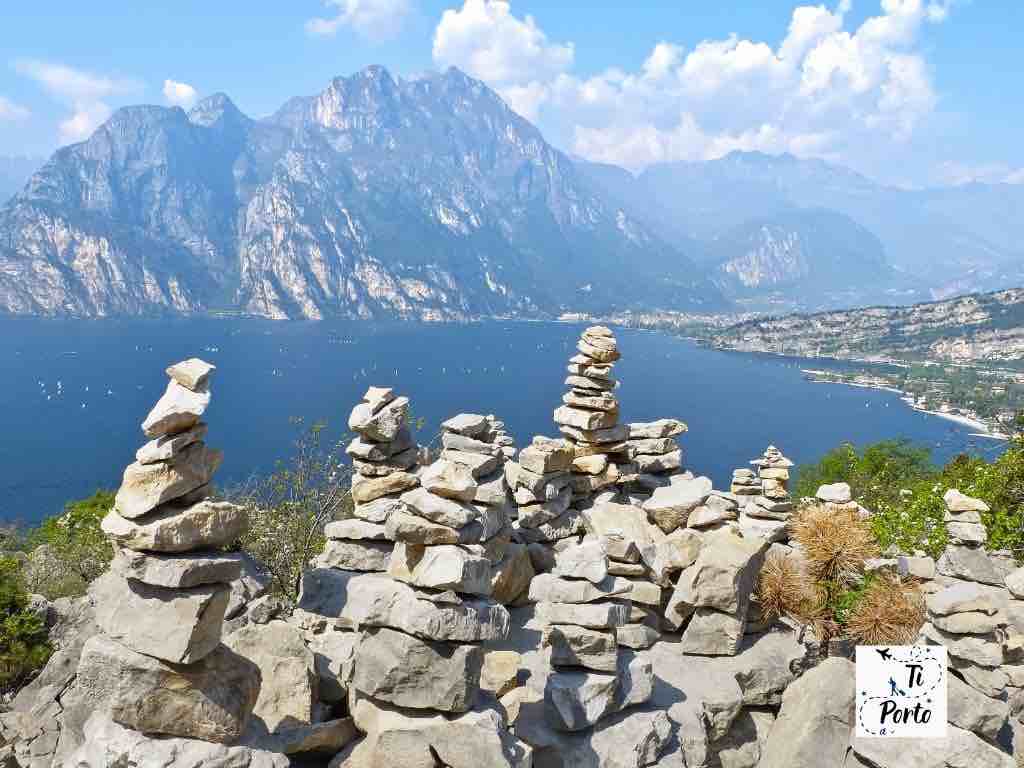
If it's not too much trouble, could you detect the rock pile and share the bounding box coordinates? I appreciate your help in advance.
[737,445,795,542]
[75,359,281,762]
[553,326,631,505]
[326,387,418,572]
[530,540,654,734]
[626,419,688,503]
[937,489,1004,586]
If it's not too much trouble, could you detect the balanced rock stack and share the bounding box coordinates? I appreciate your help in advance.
[738,445,795,542]
[89,359,261,745]
[626,419,688,502]
[326,387,419,572]
[531,540,654,733]
[553,326,631,504]
[507,436,580,553]
[935,489,1003,585]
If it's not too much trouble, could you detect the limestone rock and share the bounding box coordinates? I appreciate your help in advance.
[927,582,999,616]
[481,650,521,698]
[401,486,478,528]
[68,714,289,768]
[816,482,852,503]
[535,601,630,629]
[713,708,774,768]
[850,725,1014,767]
[318,539,393,572]
[142,380,212,438]
[93,572,228,664]
[352,496,408,523]
[1006,566,1024,599]
[420,459,477,502]
[519,441,573,475]
[552,541,609,584]
[307,630,358,703]
[348,395,409,442]
[167,358,216,391]
[75,634,259,743]
[642,476,711,533]
[443,449,501,478]
[543,625,618,672]
[680,607,746,656]
[325,519,390,541]
[247,718,359,756]
[388,542,492,596]
[554,405,618,431]
[352,471,419,504]
[114,442,222,519]
[529,573,633,604]
[347,427,413,461]
[223,620,316,732]
[442,413,489,437]
[671,527,767,613]
[944,488,990,513]
[490,543,535,605]
[628,420,687,439]
[136,423,208,465]
[110,549,242,588]
[545,654,652,732]
[759,657,854,768]
[937,546,1003,586]
[947,672,1008,741]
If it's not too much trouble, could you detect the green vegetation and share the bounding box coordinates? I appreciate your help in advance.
[24,490,114,599]
[230,418,354,602]
[0,556,52,694]
[794,438,1024,560]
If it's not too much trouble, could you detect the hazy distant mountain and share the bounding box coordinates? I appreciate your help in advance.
[0,67,721,319]
[0,156,42,205]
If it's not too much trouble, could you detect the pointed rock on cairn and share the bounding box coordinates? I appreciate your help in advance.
[733,445,794,543]
[531,540,655,733]
[298,399,532,767]
[80,359,274,758]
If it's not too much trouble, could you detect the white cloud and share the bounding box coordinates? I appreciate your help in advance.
[163,79,198,109]
[306,0,411,41]
[433,0,573,120]
[935,161,1024,186]
[14,59,141,144]
[0,96,30,121]
[431,0,955,174]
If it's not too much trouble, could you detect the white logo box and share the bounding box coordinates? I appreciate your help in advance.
[855,645,947,738]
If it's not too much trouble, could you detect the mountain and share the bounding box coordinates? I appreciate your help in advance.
[0,156,42,205]
[0,67,722,320]
[708,287,1024,364]
[631,152,1024,293]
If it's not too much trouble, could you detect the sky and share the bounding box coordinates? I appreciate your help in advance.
[0,0,1021,188]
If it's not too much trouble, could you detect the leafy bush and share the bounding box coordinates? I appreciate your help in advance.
[0,556,51,694]
[25,490,114,599]
[230,419,353,602]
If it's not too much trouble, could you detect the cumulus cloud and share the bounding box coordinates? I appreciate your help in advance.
[163,79,198,109]
[433,0,573,120]
[0,96,30,121]
[432,0,955,172]
[306,0,411,41]
[14,59,141,144]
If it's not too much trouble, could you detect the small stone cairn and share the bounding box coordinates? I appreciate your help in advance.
[323,387,419,572]
[735,445,795,542]
[624,418,688,503]
[92,359,259,742]
[530,540,654,733]
[553,326,628,505]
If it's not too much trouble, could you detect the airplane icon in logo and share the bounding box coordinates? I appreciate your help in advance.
[875,648,892,661]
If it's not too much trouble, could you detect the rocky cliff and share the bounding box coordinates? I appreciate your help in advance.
[0,67,720,320]
[709,287,1024,363]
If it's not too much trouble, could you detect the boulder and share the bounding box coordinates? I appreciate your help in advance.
[937,546,1004,586]
[223,620,316,732]
[642,477,711,533]
[353,626,482,712]
[75,635,259,743]
[68,714,289,768]
[816,482,852,503]
[759,657,854,768]
[93,572,229,664]
[545,654,652,732]
[947,672,1009,741]
[680,608,746,656]
[142,380,211,438]
[713,708,774,768]
[671,527,766,613]
[101,498,245,553]
[926,582,999,616]
[850,725,1014,767]
[114,442,222,519]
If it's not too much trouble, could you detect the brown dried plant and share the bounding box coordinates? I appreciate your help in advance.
[846,576,926,645]
[756,550,830,632]
[790,502,879,585]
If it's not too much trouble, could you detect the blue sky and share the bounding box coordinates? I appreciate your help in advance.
[0,1,1020,187]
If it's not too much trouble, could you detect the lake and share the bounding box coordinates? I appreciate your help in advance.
[0,317,1003,524]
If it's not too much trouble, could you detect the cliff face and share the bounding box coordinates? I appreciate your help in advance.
[0,67,722,320]
[710,288,1024,363]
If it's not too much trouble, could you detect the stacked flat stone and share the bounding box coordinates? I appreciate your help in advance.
[327,387,419,572]
[626,419,688,502]
[508,436,580,552]
[554,326,633,505]
[93,359,259,743]
[937,489,1005,587]
[530,540,654,733]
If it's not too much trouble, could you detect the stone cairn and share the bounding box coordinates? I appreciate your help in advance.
[91,359,260,743]
[530,539,654,734]
[299,397,531,765]
[623,418,688,504]
[553,326,627,506]
[732,445,795,542]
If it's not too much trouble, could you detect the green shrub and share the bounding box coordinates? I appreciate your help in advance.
[26,490,114,598]
[0,556,51,694]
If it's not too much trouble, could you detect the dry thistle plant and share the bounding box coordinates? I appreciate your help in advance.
[756,550,827,628]
[791,502,879,585]
[846,576,926,645]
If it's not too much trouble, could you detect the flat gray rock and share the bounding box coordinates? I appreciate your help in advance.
[142,379,211,438]
[110,548,242,588]
[114,441,222,519]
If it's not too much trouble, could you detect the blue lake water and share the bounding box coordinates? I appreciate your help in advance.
[0,318,1004,524]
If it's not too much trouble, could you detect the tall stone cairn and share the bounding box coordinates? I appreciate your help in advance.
[936,489,1004,587]
[553,326,630,506]
[92,358,260,743]
[326,387,419,572]
[530,540,654,733]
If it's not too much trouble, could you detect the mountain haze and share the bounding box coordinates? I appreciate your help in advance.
[0,67,721,320]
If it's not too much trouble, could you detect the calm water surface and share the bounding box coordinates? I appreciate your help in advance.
[0,318,1003,524]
